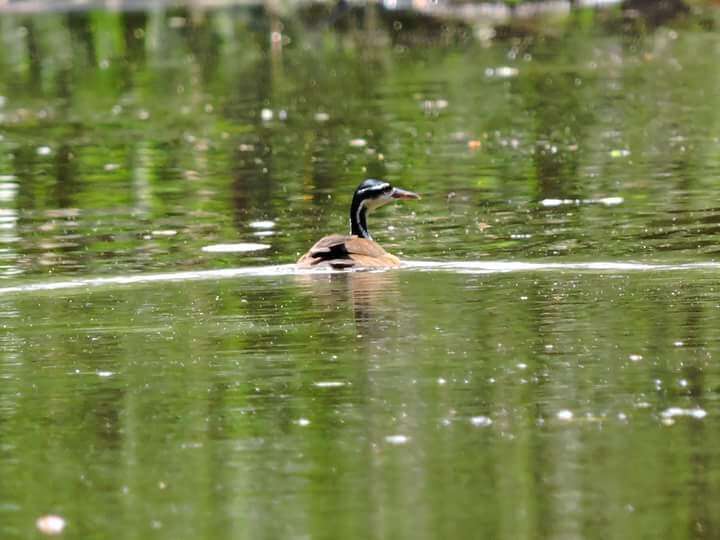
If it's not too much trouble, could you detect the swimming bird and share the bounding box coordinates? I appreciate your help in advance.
[297,179,420,269]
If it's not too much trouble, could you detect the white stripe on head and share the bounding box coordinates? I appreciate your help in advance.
[356,182,390,196]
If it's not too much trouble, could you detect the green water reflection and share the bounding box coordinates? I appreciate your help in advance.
[2,3,720,540]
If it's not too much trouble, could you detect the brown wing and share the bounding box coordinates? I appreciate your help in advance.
[297,234,401,269]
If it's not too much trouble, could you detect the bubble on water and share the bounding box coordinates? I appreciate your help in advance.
[0,181,18,203]
[295,418,311,426]
[437,377,447,385]
[104,163,120,172]
[494,66,519,78]
[36,146,52,156]
[97,371,113,378]
[151,230,177,237]
[249,220,275,229]
[610,149,631,158]
[660,407,706,420]
[470,415,493,427]
[467,140,482,150]
[674,341,684,347]
[314,112,330,122]
[421,99,448,112]
[138,110,150,120]
[313,381,346,388]
[385,434,410,445]
[36,515,66,535]
[541,197,623,207]
[349,138,367,147]
[556,410,574,421]
[628,354,643,362]
[201,243,270,253]
[260,108,273,121]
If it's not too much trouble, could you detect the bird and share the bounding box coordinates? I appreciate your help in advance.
[297,179,420,269]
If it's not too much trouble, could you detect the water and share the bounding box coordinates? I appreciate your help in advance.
[2,3,720,539]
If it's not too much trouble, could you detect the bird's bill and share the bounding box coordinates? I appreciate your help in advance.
[390,187,421,200]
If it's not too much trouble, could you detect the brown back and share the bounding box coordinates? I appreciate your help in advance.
[297,234,401,269]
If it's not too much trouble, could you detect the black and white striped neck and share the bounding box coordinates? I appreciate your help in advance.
[350,197,371,239]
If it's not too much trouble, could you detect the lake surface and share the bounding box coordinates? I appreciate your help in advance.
[2,3,720,539]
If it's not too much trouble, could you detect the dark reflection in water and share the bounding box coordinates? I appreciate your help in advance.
[2,269,720,539]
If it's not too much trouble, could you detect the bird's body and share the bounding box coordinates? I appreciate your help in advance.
[297,234,401,269]
[297,179,419,269]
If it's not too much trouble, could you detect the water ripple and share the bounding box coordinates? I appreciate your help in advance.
[1,260,719,296]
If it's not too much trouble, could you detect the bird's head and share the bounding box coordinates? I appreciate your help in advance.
[352,179,420,213]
